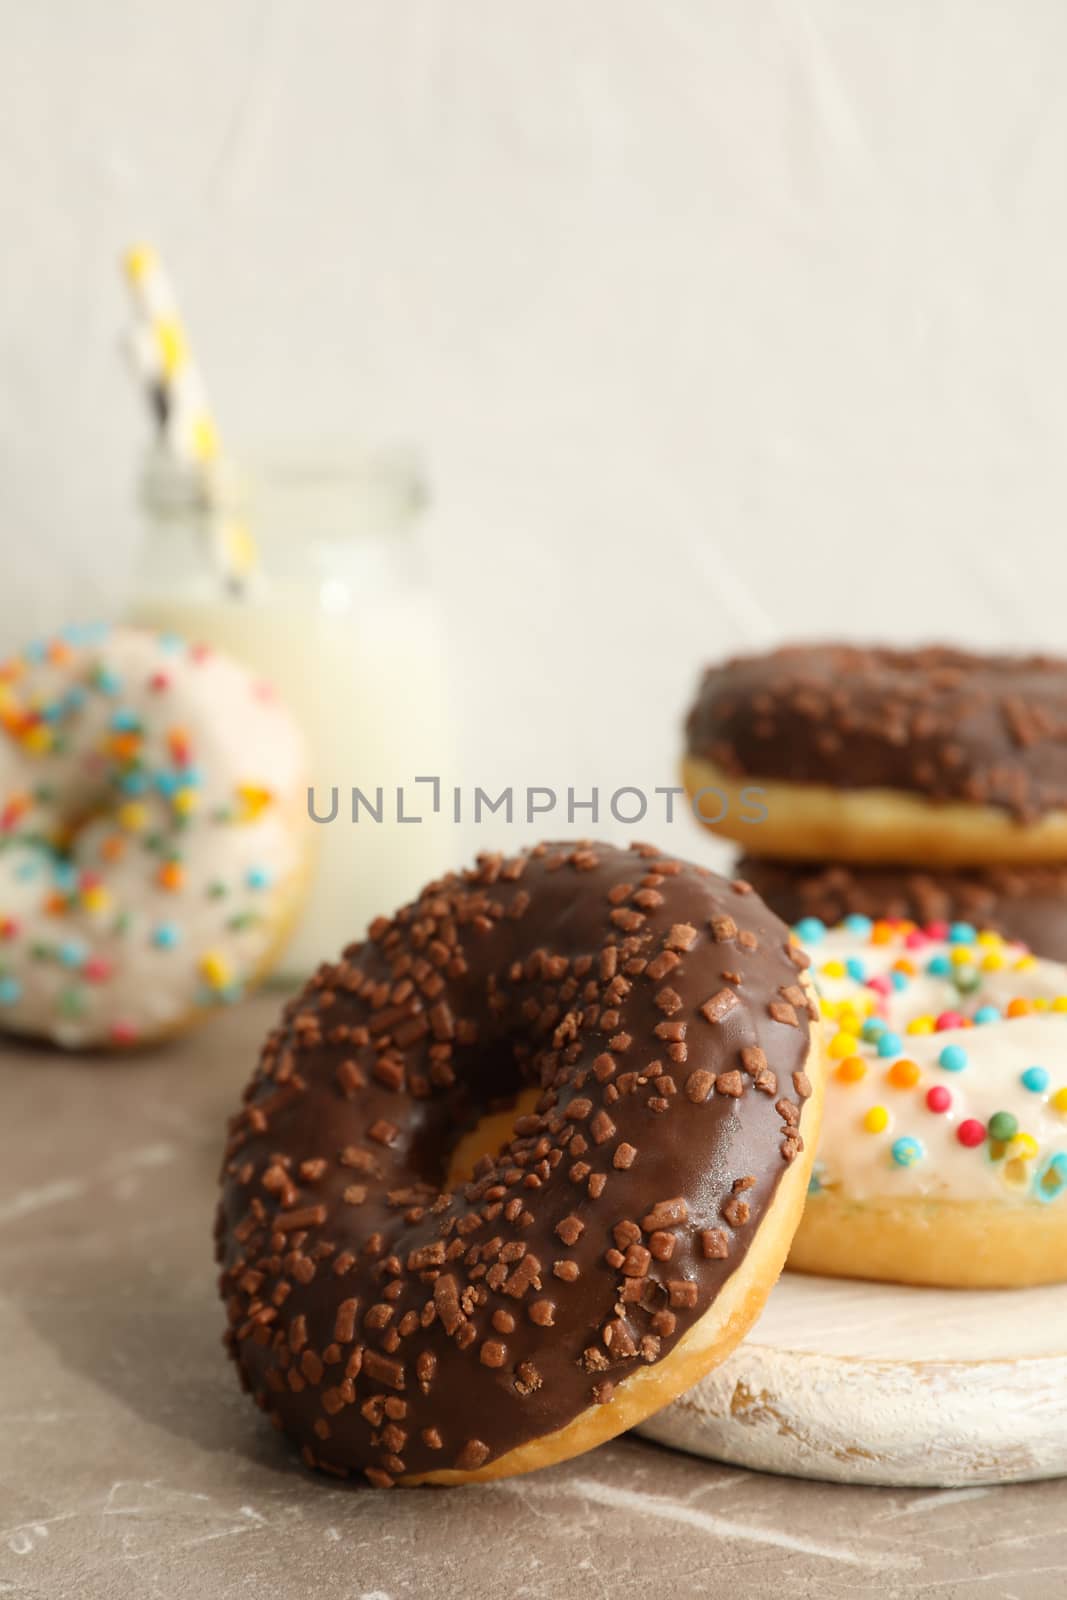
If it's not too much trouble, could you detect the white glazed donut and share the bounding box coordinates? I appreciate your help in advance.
[789,914,1067,1286]
[0,624,307,1047]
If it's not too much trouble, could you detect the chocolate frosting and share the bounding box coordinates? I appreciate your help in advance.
[216,841,814,1484]
[737,855,1067,963]
[686,644,1067,822]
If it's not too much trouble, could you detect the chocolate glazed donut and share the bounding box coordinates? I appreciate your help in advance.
[687,644,1067,821]
[737,857,1067,963]
[216,842,821,1486]
[683,646,1067,864]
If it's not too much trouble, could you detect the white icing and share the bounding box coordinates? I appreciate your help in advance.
[0,625,305,1045]
[807,925,1067,1205]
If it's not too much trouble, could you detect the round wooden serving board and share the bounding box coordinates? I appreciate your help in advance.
[636,1273,1067,1486]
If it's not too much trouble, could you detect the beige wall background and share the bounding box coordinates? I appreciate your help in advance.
[3,0,1067,862]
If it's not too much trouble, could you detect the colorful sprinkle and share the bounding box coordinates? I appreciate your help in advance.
[1036,1153,1067,1202]
[835,1056,867,1084]
[93,665,122,696]
[199,950,232,990]
[891,1136,924,1167]
[925,1085,952,1113]
[957,1118,986,1148]
[167,727,192,766]
[863,1105,890,1134]
[794,917,826,946]
[988,1110,1019,1143]
[1,793,31,832]
[236,784,274,822]
[887,1058,921,1089]
[875,1031,903,1058]
[81,884,111,915]
[1021,1066,1050,1094]
[157,861,184,892]
[22,724,54,755]
[59,986,86,1018]
[938,1044,968,1073]
[227,910,261,932]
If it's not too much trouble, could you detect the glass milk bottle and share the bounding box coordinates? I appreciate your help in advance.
[127,443,455,975]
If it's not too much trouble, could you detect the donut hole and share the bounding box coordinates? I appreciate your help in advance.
[12,767,140,882]
[41,800,110,862]
[445,1086,542,1186]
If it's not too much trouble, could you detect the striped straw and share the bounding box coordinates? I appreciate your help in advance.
[121,243,258,588]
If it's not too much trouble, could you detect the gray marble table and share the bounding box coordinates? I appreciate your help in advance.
[2,994,1063,1600]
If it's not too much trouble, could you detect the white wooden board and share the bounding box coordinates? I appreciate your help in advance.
[637,1273,1067,1487]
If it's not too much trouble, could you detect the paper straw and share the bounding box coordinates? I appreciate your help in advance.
[120,242,258,588]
